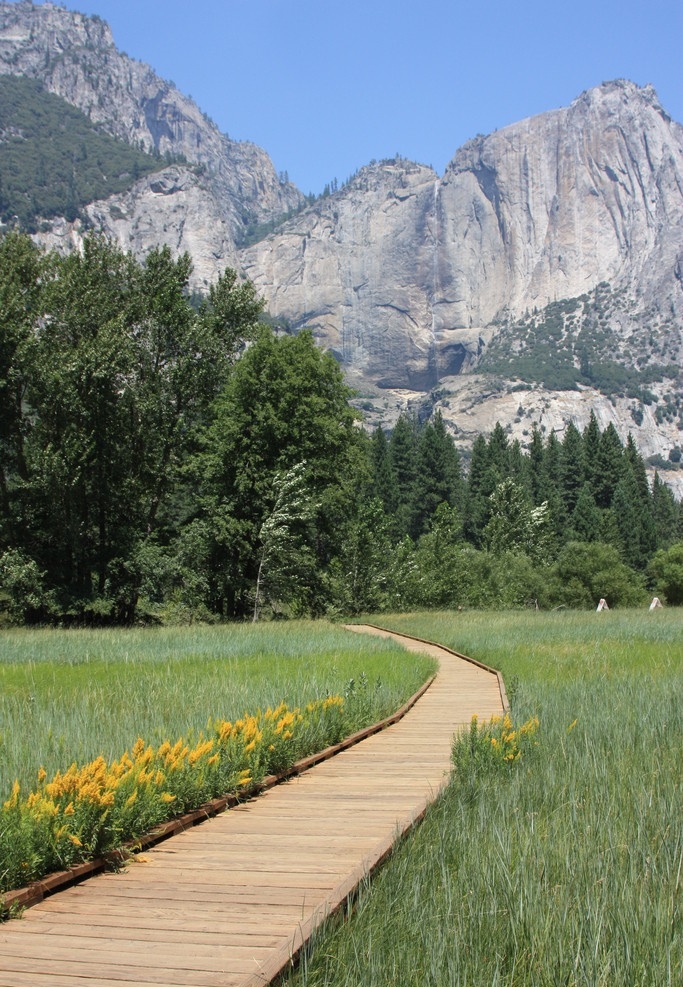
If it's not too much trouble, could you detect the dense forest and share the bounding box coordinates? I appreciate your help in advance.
[0,232,681,625]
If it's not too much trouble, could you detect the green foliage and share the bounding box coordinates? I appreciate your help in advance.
[484,478,550,561]
[451,711,539,780]
[0,76,168,230]
[480,283,679,398]
[648,542,683,605]
[0,549,54,625]
[550,541,646,608]
[252,463,319,620]
[327,499,392,615]
[0,233,261,623]
[192,327,365,618]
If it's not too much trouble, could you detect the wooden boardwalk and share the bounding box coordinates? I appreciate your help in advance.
[0,625,505,987]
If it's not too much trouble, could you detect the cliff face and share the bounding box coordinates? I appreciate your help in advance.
[241,81,683,389]
[38,165,243,277]
[0,0,302,285]
[242,159,452,390]
[438,81,683,326]
[0,4,681,479]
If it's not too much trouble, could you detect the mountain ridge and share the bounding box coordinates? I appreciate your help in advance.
[0,2,681,491]
[0,0,302,281]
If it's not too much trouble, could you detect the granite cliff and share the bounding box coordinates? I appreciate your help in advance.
[0,2,681,487]
[241,81,682,391]
[239,80,683,489]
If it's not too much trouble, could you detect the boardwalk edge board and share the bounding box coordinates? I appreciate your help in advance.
[2,661,437,915]
[239,795,440,987]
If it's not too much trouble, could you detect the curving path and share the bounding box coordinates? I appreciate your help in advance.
[0,625,505,987]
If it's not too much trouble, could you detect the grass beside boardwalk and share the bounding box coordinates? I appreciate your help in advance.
[0,621,434,800]
[287,610,682,987]
[0,621,436,894]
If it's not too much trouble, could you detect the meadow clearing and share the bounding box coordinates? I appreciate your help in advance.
[286,609,683,987]
[1,610,681,984]
[0,620,435,895]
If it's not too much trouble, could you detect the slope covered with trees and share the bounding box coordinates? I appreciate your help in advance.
[0,233,681,625]
[0,76,169,231]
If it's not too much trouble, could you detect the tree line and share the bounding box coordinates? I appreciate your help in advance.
[0,232,681,625]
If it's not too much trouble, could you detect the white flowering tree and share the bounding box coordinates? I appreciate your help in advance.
[252,463,318,621]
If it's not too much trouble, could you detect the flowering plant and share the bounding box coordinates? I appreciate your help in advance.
[452,712,540,777]
[1,696,346,896]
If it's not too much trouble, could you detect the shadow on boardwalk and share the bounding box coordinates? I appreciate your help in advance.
[0,625,505,987]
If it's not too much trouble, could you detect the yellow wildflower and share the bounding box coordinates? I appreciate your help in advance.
[188,739,214,766]
[132,737,146,760]
[3,779,21,810]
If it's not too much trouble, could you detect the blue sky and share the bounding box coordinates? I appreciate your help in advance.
[23,0,683,195]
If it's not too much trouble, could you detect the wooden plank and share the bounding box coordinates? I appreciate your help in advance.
[0,934,277,969]
[0,974,240,987]
[0,955,251,986]
[15,920,287,947]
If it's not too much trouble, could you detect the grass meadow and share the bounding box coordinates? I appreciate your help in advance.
[286,609,682,987]
[0,621,435,807]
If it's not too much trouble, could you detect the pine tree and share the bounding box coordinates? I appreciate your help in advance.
[582,411,602,499]
[409,412,463,538]
[652,472,679,549]
[593,422,625,508]
[569,483,602,543]
[463,434,496,547]
[622,434,657,562]
[487,422,510,477]
[369,426,397,517]
[388,413,418,539]
[528,426,545,504]
[508,438,530,492]
[560,421,585,515]
[611,470,646,569]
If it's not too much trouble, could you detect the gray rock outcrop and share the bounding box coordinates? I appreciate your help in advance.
[241,81,683,390]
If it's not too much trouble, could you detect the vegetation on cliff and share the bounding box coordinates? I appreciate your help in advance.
[0,76,171,231]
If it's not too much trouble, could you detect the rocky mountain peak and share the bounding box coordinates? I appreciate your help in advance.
[0,0,303,285]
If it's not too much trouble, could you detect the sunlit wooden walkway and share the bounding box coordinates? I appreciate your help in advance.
[0,625,506,987]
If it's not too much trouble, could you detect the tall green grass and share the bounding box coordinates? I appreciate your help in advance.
[288,610,682,987]
[0,621,435,801]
